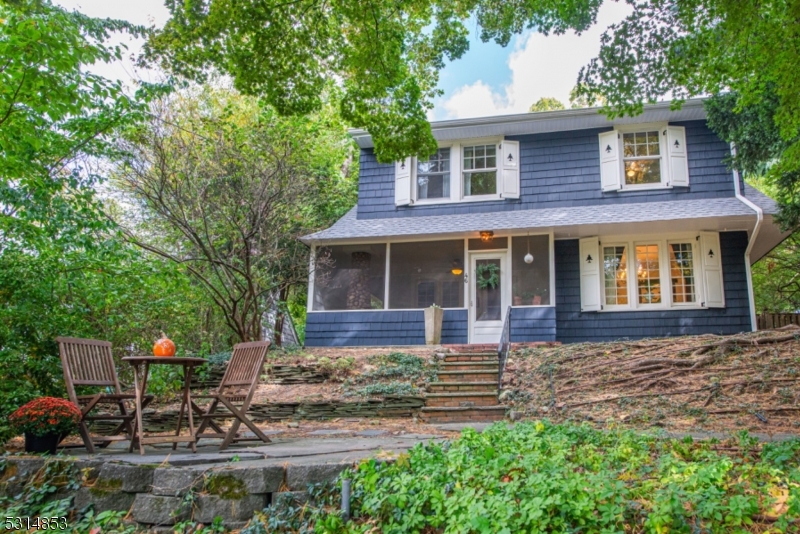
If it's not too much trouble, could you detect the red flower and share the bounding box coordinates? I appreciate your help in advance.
[10,397,82,438]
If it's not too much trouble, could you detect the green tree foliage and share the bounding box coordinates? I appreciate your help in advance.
[114,87,356,342]
[0,1,225,441]
[0,0,147,250]
[568,0,800,227]
[146,0,478,162]
[529,97,565,112]
[706,91,800,230]
[752,232,800,313]
[148,0,800,225]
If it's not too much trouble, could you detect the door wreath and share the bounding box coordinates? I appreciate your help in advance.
[475,262,500,289]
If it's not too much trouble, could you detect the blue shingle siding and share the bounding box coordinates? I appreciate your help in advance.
[553,231,752,343]
[356,120,734,220]
[304,309,468,347]
[510,306,557,342]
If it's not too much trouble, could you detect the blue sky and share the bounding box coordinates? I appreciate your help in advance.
[57,0,632,121]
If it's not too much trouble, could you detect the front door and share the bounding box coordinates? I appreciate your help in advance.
[469,252,508,344]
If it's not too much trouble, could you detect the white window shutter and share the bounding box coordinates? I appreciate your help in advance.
[598,131,622,191]
[579,237,602,312]
[699,231,725,308]
[500,140,520,199]
[394,157,413,206]
[666,126,689,187]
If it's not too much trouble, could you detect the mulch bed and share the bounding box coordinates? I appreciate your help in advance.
[503,325,800,434]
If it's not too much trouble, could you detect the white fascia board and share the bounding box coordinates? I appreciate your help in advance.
[349,99,708,149]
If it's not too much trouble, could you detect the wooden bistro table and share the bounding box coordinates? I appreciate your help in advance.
[122,356,207,455]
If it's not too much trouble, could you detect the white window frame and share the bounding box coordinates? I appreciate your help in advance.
[461,140,502,201]
[601,242,632,311]
[666,239,701,308]
[615,122,670,192]
[409,136,505,205]
[413,147,453,204]
[596,233,705,312]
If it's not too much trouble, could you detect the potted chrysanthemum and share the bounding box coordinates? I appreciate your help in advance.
[10,397,81,454]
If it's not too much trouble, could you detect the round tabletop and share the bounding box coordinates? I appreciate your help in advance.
[121,356,208,366]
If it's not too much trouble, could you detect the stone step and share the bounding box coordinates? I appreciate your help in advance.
[419,405,507,424]
[440,361,499,372]
[425,392,499,408]
[445,353,497,363]
[437,370,498,383]
[427,381,498,393]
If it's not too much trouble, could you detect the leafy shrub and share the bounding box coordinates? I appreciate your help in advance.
[243,481,342,534]
[313,421,800,533]
[342,381,420,398]
[362,352,432,381]
[317,356,356,381]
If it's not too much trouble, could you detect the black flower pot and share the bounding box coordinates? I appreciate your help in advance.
[24,432,63,455]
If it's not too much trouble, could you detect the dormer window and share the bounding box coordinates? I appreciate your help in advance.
[417,148,450,200]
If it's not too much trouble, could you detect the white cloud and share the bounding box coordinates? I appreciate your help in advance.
[441,1,633,119]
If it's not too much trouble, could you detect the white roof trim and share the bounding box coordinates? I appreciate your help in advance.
[349,99,708,149]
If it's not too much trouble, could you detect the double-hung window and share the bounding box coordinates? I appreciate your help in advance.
[587,235,714,311]
[598,123,690,191]
[395,139,519,205]
[463,144,497,197]
[623,131,662,186]
[417,148,450,200]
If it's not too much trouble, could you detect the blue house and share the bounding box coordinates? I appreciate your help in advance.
[301,100,785,347]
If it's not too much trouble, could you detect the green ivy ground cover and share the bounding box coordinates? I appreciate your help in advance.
[304,421,800,534]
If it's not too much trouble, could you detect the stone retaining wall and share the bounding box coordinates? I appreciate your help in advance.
[0,455,352,532]
[91,396,425,434]
[189,363,328,390]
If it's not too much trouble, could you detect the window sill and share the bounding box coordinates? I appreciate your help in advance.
[615,184,673,192]
[597,305,709,313]
[410,195,504,206]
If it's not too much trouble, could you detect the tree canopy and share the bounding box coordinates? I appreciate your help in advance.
[529,97,565,113]
[148,0,800,226]
[113,87,356,342]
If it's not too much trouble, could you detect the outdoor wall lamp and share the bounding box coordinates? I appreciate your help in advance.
[479,231,494,242]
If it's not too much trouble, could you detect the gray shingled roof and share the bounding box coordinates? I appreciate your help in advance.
[301,194,775,243]
[743,184,780,214]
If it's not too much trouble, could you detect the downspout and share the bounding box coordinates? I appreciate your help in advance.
[731,143,763,331]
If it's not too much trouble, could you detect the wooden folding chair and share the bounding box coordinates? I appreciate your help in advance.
[57,337,153,453]
[192,341,271,450]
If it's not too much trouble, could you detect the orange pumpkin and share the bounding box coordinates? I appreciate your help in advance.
[153,333,176,357]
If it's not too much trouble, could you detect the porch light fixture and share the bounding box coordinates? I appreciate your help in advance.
[524,232,534,264]
[479,231,494,242]
[451,259,463,276]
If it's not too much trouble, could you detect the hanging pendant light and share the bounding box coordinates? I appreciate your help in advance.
[524,232,534,264]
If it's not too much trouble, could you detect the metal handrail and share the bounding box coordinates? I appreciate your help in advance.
[497,306,512,392]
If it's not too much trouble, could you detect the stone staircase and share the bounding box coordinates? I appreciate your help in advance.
[420,351,507,424]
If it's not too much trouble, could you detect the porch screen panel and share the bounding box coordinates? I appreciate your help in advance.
[511,235,551,305]
[389,240,465,309]
[312,244,386,311]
